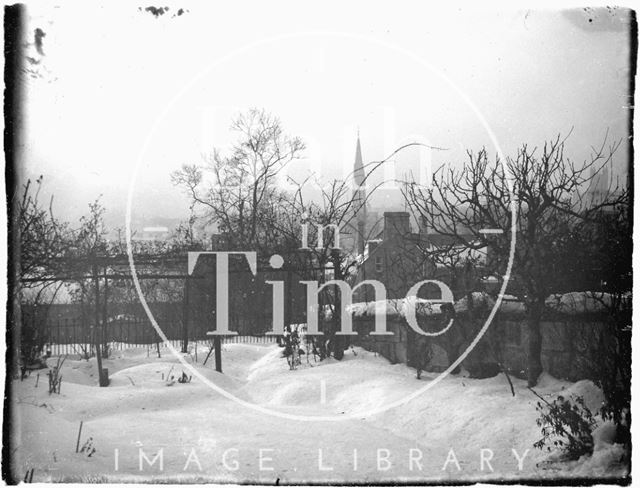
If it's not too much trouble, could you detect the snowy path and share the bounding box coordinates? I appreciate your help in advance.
[9,343,615,483]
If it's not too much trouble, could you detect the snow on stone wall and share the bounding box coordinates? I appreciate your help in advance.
[332,291,629,320]
[345,298,444,319]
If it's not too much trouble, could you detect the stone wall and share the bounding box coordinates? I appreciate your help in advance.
[348,314,609,381]
[351,318,408,364]
[502,318,608,381]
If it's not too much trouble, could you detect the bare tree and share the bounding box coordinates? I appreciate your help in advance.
[65,199,111,367]
[17,177,73,366]
[171,109,307,342]
[19,177,70,284]
[272,144,434,359]
[171,108,305,254]
[404,134,626,387]
[262,176,372,359]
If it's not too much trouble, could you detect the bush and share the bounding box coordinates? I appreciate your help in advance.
[575,319,631,429]
[572,313,631,463]
[48,355,66,394]
[533,393,597,460]
[21,314,47,367]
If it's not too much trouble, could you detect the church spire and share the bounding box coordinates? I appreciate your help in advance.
[354,131,365,187]
[353,132,367,255]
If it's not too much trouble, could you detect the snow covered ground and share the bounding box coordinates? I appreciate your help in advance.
[8,343,629,483]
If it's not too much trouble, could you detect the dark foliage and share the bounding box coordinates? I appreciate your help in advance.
[533,393,597,460]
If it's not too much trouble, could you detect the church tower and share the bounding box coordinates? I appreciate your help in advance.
[353,132,368,255]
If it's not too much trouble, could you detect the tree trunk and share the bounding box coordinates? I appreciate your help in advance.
[102,268,109,358]
[330,250,345,360]
[92,261,105,386]
[526,303,544,387]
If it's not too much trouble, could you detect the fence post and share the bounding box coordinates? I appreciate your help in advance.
[214,336,222,373]
[285,268,292,332]
[182,276,190,353]
[69,318,74,356]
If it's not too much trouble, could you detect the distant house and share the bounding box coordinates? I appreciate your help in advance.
[352,211,486,302]
[138,226,170,241]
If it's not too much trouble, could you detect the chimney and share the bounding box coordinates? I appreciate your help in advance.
[383,212,410,242]
[418,214,430,237]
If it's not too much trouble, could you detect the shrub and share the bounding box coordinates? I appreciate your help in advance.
[533,392,597,460]
[21,315,47,367]
[79,437,96,457]
[48,355,66,395]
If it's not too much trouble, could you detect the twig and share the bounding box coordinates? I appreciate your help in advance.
[165,365,175,383]
[75,421,83,453]
[202,343,215,366]
[528,386,553,407]
[501,364,515,397]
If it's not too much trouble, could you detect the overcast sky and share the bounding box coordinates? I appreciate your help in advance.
[20,2,632,230]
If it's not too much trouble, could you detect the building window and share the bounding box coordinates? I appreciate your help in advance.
[375,256,383,273]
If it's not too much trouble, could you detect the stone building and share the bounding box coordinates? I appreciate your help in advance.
[352,210,485,302]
